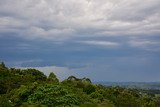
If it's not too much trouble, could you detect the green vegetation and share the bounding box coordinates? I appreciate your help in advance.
[0,62,160,107]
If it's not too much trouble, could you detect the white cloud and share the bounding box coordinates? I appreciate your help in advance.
[0,0,160,41]
[79,40,119,47]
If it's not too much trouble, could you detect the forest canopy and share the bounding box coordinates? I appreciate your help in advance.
[0,62,160,107]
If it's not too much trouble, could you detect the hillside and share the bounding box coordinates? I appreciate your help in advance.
[0,62,160,107]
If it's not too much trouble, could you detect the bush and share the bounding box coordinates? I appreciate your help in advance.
[27,84,80,107]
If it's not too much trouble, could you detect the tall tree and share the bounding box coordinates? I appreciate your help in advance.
[47,72,59,83]
[0,62,6,69]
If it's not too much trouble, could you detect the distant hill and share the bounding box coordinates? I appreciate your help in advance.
[95,81,160,90]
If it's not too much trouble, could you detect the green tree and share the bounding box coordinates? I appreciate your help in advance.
[67,76,80,81]
[0,95,12,107]
[83,84,96,94]
[47,72,59,83]
[21,69,47,83]
[27,84,80,107]
[0,62,6,68]
[9,82,38,106]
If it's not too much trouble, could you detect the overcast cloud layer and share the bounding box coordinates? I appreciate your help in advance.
[0,0,160,82]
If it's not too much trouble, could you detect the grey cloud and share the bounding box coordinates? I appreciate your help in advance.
[128,39,160,51]
[108,0,160,21]
[27,55,160,82]
[0,0,160,43]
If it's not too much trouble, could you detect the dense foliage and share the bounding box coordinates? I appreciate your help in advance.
[0,62,160,107]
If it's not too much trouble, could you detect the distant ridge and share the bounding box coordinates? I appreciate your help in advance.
[94,81,160,90]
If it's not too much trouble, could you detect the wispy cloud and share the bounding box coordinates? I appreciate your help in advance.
[129,39,160,51]
[129,40,158,47]
[79,40,119,47]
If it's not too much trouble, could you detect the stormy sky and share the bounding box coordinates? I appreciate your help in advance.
[0,0,160,82]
